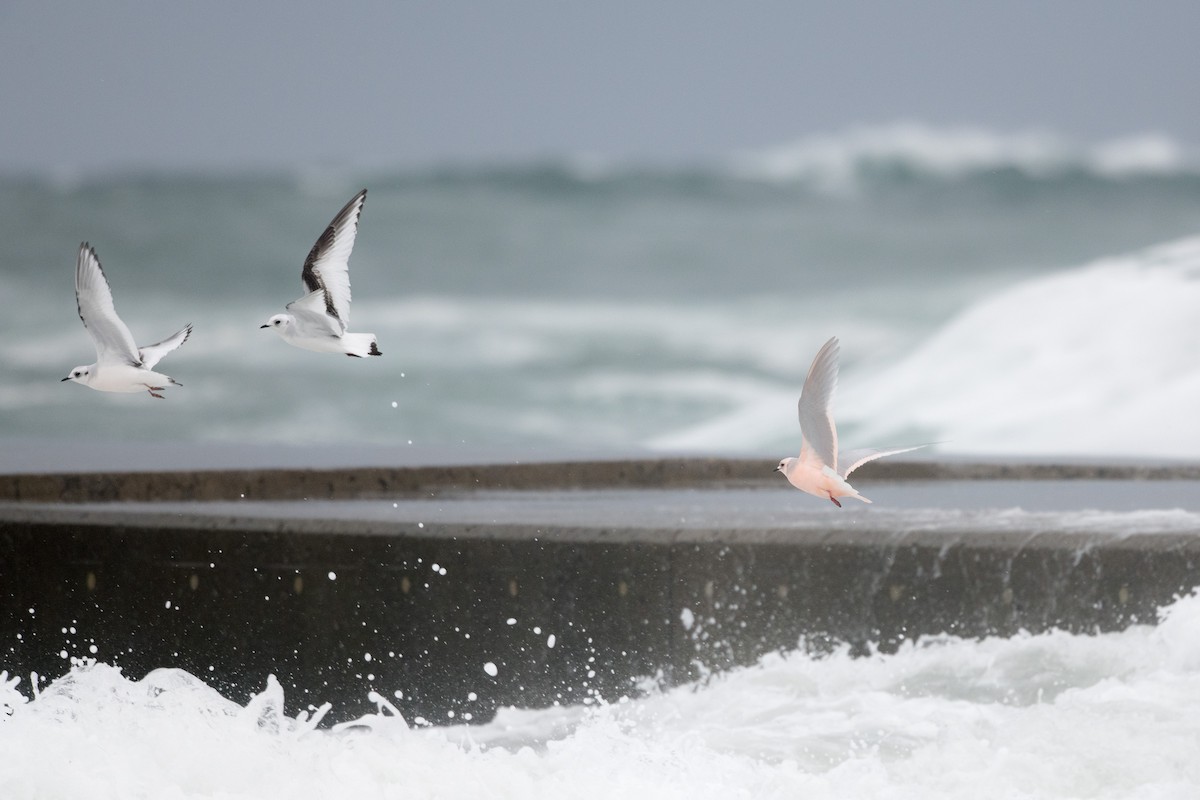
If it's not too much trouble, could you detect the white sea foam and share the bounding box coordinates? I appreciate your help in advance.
[732,122,1198,191]
[5,592,1200,797]
[654,235,1200,458]
[843,236,1200,457]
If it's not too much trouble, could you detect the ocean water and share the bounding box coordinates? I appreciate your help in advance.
[2,123,1200,461]
[3,590,1200,798]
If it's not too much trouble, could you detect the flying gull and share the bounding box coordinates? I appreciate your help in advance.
[776,336,923,505]
[62,242,191,399]
[261,189,382,358]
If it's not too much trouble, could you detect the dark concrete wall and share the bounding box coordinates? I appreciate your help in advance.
[3,504,1199,725]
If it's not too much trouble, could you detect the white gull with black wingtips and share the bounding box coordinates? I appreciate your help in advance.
[62,242,192,399]
[261,189,382,358]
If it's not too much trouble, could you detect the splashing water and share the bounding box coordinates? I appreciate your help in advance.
[4,592,1200,798]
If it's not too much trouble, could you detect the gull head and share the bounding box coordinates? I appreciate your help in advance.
[61,365,91,385]
[261,314,293,334]
[775,457,796,475]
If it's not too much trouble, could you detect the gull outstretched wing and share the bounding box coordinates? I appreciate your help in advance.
[75,243,141,366]
[138,324,192,369]
[298,189,366,332]
[839,445,927,479]
[797,336,840,471]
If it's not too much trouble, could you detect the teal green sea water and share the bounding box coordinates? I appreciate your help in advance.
[4,132,1200,458]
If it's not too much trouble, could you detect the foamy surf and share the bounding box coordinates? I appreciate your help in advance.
[652,235,1200,459]
[730,122,1197,191]
[4,591,1200,798]
[844,236,1200,457]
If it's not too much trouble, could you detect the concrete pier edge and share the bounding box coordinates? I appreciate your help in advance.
[3,457,1200,503]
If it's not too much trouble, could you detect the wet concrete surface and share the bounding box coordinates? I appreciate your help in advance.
[6,479,1199,530]
[4,455,1200,503]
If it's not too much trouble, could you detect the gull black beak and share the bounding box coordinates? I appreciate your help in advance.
[260,324,269,329]
[61,376,71,382]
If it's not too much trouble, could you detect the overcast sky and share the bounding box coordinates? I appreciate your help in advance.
[3,0,1199,174]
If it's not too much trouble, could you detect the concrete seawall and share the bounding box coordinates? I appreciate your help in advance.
[4,457,1200,502]
[2,458,1199,724]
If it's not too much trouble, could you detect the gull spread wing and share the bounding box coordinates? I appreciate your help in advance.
[839,445,927,479]
[797,336,840,471]
[75,243,140,366]
[298,189,366,333]
[138,324,192,369]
